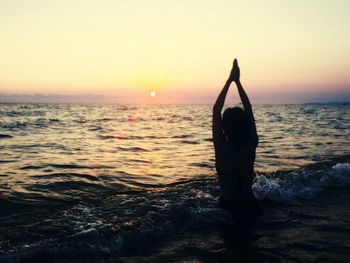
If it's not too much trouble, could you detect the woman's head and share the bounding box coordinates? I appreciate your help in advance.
[222,107,251,145]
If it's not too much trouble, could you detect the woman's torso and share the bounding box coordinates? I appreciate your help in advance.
[215,141,256,202]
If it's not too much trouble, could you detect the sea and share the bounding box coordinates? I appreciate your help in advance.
[0,103,349,262]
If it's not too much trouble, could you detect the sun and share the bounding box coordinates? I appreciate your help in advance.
[150,91,156,97]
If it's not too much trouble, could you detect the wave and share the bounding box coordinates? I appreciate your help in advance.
[0,118,62,131]
[1,161,350,261]
[0,160,16,163]
[20,163,113,170]
[191,162,214,168]
[115,146,150,152]
[65,162,350,257]
[98,134,169,140]
[172,134,193,139]
[178,140,199,144]
[9,160,350,206]
[0,134,13,139]
[253,163,350,201]
[0,122,27,130]
[0,110,46,117]
[32,172,101,182]
[6,143,67,150]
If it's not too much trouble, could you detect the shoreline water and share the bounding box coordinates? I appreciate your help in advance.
[1,156,349,262]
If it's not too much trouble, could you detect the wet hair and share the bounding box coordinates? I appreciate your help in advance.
[222,107,251,146]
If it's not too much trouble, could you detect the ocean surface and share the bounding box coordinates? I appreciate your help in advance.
[0,103,349,262]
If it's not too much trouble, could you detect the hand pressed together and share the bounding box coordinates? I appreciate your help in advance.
[228,58,240,83]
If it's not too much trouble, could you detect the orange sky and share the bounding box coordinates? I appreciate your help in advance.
[0,0,349,103]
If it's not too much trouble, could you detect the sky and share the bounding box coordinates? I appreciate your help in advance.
[0,0,349,104]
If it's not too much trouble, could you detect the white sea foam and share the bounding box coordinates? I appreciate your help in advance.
[253,163,350,201]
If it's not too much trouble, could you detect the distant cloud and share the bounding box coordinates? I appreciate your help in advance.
[0,93,112,103]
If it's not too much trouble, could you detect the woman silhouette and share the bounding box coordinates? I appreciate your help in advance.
[212,59,261,221]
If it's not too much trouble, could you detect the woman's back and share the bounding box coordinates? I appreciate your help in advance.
[215,141,256,175]
[215,141,257,202]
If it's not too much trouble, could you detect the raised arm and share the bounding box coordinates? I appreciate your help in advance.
[212,59,239,145]
[232,60,258,144]
[212,79,232,144]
